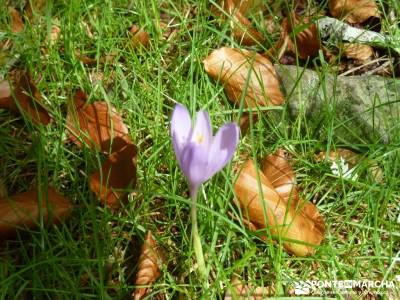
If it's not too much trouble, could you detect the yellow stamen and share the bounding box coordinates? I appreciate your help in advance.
[195,133,204,144]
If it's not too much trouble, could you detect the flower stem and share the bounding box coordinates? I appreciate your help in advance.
[190,188,206,279]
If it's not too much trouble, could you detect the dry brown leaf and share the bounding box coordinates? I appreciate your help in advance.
[129,25,150,48]
[89,137,137,208]
[234,155,324,256]
[0,187,73,238]
[204,47,284,108]
[342,43,374,61]
[329,0,380,23]
[9,7,24,33]
[217,0,264,46]
[261,149,298,203]
[232,12,264,46]
[66,90,131,152]
[286,14,321,59]
[225,276,274,299]
[132,231,162,300]
[0,72,51,125]
[271,14,320,60]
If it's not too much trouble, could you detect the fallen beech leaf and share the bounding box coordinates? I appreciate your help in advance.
[287,14,321,59]
[342,43,374,61]
[261,149,298,202]
[329,0,379,24]
[225,276,274,299]
[0,187,73,238]
[0,72,51,125]
[90,138,137,208]
[66,90,131,152]
[132,231,162,300]
[129,25,150,48]
[9,7,24,33]
[217,0,264,46]
[271,14,320,60]
[234,157,324,256]
[204,47,284,108]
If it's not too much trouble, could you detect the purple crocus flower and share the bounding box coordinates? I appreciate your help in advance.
[171,104,240,194]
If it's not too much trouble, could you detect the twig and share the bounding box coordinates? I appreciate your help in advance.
[339,57,390,77]
[317,17,400,54]
[363,60,392,76]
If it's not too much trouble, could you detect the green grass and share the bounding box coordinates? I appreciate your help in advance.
[1,0,399,299]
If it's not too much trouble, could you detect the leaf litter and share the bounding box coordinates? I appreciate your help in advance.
[0,187,73,238]
[0,71,51,125]
[0,0,398,298]
[234,149,325,256]
[66,90,138,208]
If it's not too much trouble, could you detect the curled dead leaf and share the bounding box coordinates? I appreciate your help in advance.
[234,152,325,256]
[0,187,73,238]
[270,14,320,60]
[9,7,24,33]
[204,47,284,108]
[0,72,51,125]
[129,25,150,48]
[287,14,321,59]
[89,137,137,208]
[329,0,379,24]
[132,231,162,300]
[342,43,374,61]
[216,0,264,46]
[261,149,298,203]
[66,90,131,153]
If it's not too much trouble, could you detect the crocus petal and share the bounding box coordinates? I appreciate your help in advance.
[171,104,192,162]
[180,143,210,189]
[207,123,240,177]
[190,110,212,149]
